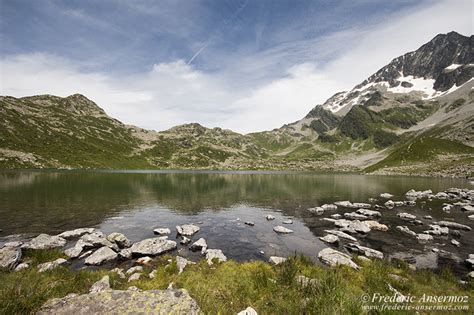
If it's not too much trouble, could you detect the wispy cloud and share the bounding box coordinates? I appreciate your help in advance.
[0,0,471,133]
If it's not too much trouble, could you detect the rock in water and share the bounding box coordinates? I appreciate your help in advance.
[37,289,201,314]
[153,228,171,235]
[324,230,358,241]
[321,204,337,211]
[380,193,394,199]
[356,209,381,218]
[273,226,293,234]
[397,213,416,220]
[307,207,324,215]
[59,228,95,239]
[84,247,117,265]
[22,234,66,250]
[106,232,131,248]
[205,249,227,265]
[130,237,177,256]
[0,246,21,270]
[189,238,207,253]
[396,226,417,238]
[364,221,388,231]
[265,215,275,220]
[317,248,359,269]
[176,224,200,236]
[345,243,383,259]
[319,234,339,244]
[344,212,368,220]
[268,256,287,265]
[435,221,471,231]
[238,306,258,315]
[416,234,433,242]
[90,276,110,293]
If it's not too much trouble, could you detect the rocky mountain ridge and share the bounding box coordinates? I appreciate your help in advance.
[0,32,473,176]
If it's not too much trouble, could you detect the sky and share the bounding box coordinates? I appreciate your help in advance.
[0,0,472,133]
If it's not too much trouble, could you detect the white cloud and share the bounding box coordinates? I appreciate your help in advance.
[0,0,471,134]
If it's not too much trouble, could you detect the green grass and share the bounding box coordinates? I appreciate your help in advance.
[365,135,474,172]
[1,252,473,314]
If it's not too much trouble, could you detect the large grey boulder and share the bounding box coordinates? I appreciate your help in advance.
[317,248,359,269]
[0,246,21,269]
[176,224,200,236]
[345,243,383,259]
[106,232,131,248]
[273,226,293,234]
[58,228,96,239]
[37,289,201,314]
[205,249,227,265]
[22,234,66,250]
[130,237,177,256]
[84,246,117,265]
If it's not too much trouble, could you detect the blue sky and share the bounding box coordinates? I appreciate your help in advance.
[0,0,472,132]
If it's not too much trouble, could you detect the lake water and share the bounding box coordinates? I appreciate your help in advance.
[0,170,472,273]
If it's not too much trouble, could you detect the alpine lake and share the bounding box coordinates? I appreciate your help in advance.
[0,170,472,275]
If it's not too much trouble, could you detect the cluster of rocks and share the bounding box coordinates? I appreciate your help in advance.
[308,187,473,276]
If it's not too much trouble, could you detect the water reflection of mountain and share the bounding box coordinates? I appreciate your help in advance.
[0,171,469,234]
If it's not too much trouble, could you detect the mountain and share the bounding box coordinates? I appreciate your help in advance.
[1,32,473,176]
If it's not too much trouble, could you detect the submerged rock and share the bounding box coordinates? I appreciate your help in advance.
[176,224,200,236]
[37,289,201,315]
[273,226,294,234]
[206,249,227,265]
[269,256,286,265]
[38,258,67,272]
[130,237,177,256]
[84,246,117,265]
[22,234,66,250]
[58,228,95,239]
[0,246,21,270]
[318,248,359,269]
[345,243,383,259]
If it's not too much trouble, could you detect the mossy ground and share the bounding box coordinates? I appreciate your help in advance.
[1,251,472,314]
